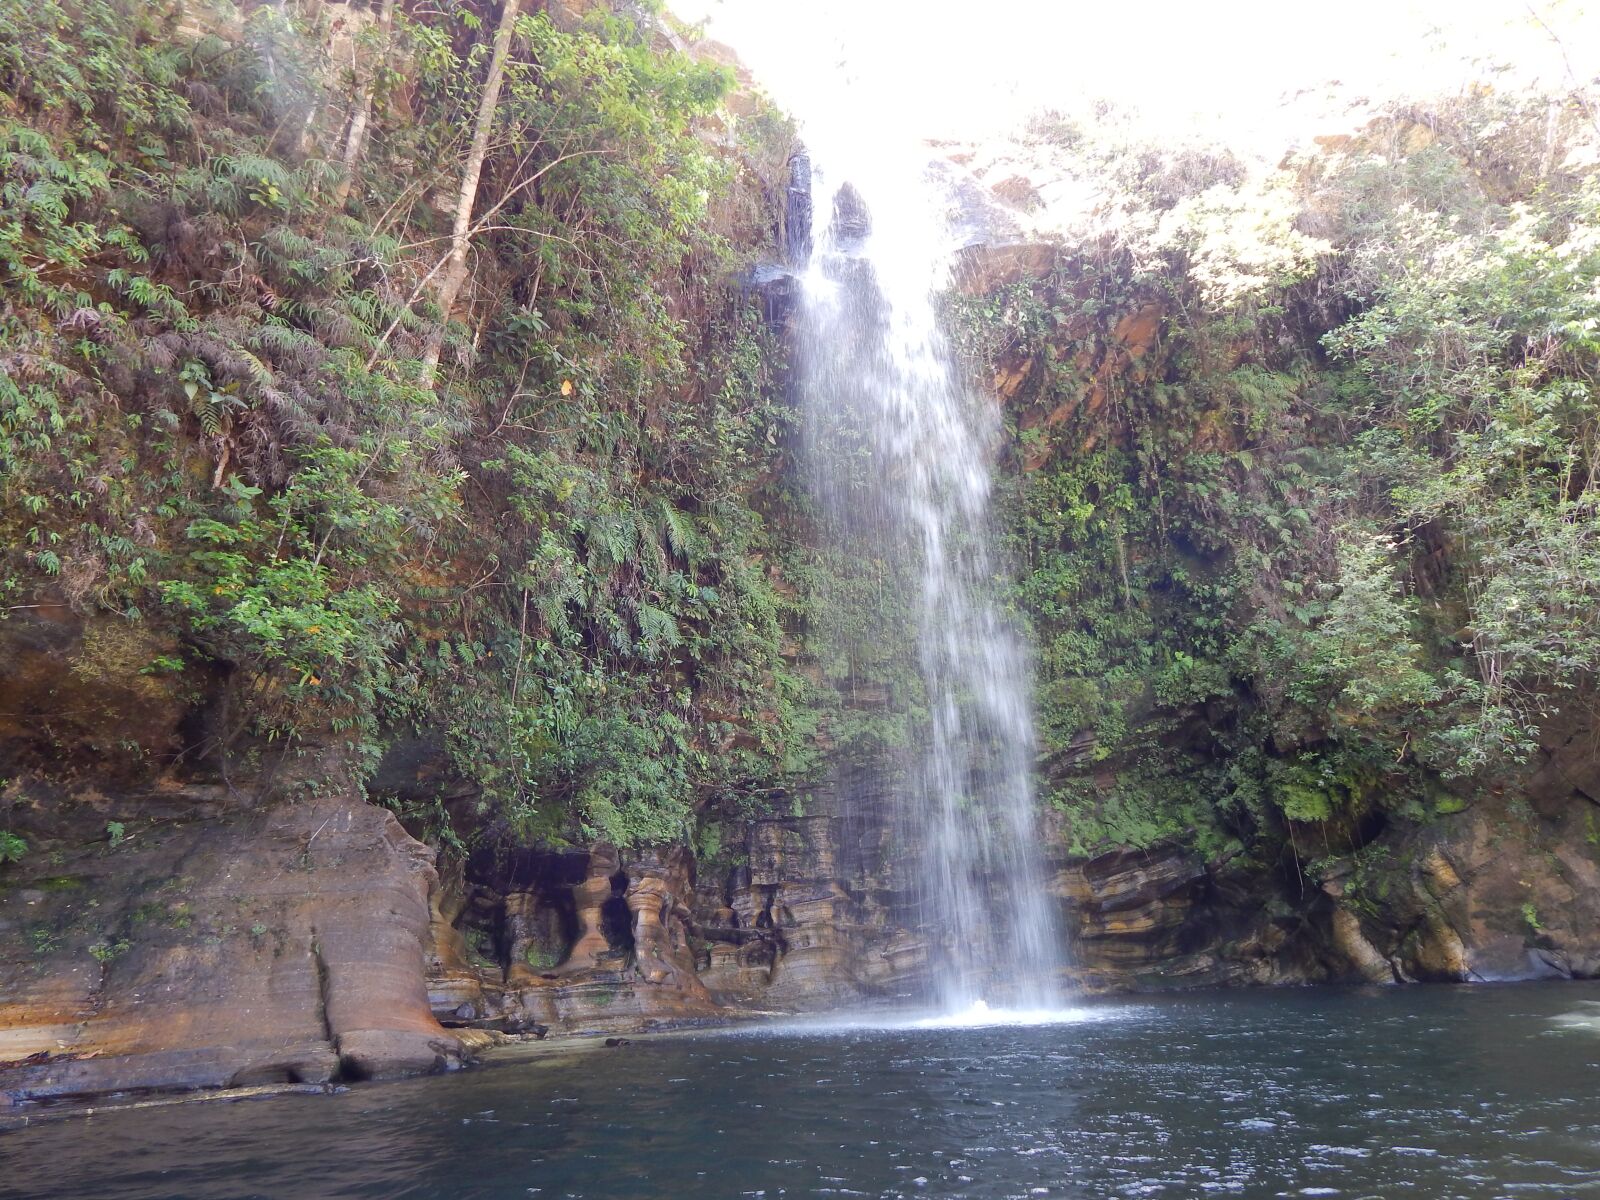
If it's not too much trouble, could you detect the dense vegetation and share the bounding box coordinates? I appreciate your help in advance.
[0,0,807,852]
[5,0,1598,902]
[956,90,1600,869]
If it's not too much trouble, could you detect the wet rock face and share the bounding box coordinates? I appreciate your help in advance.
[951,241,1057,296]
[0,786,462,1103]
[1039,779,1600,992]
[830,182,871,241]
[504,787,1326,1008]
[0,603,211,785]
[786,150,814,266]
[1054,848,1209,983]
[431,740,1600,1019]
[1319,788,1600,985]
[1252,706,1600,987]
[695,811,920,1008]
[424,763,929,1031]
[1047,780,1600,992]
[1048,844,1334,991]
[0,602,461,1104]
[424,843,721,1036]
[1,604,464,1107]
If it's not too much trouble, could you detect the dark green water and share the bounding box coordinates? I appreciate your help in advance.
[4,983,1600,1199]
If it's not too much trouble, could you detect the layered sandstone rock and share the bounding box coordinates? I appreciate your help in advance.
[0,788,462,1102]
[1319,791,1600,985]
[422,843,724,1036]
[0,602,464,1104]
[1049,843,1324,991]
[420,766,931,1031]
[6,742,1597,1108]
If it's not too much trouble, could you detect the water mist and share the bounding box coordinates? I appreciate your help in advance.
[792,145,1062,1012]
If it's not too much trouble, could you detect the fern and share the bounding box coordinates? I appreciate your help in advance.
[636,603,683,659]
[656,498,704,567]
[584,510,638,571]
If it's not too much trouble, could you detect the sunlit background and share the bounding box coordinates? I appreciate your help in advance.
[672,0,1600,153]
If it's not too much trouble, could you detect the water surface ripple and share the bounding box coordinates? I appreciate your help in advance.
[4,983,1599,1199]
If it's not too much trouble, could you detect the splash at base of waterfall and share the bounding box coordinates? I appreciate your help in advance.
[709,1000,1137,1039]
[907,999,1100,1029]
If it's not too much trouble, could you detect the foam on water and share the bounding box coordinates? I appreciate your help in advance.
[710,998,1137,1039]
[906,1000,1116,1030]
[1547,1000,1600,1035]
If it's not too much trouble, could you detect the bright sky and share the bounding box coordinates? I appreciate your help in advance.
[673,0,1600,153]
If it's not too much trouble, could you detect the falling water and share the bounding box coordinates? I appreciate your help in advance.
[793,143,1062,1011]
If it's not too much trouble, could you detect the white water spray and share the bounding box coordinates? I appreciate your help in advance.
[792,135,1062,1011]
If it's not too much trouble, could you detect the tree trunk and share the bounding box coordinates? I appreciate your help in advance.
[421,0,522,383]
[333,0,397,207]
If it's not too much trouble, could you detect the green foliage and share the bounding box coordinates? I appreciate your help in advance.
[0,831,26,864]
[89,935,131,962]
[1051,767,1241,860]
[972,88,1600,862]
[1521,901,1544,932]
[0,0,796,849]
[523,944,561,971]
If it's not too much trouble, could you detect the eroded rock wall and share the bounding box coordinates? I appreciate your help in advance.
[1312,710,1600,985]
[6,709,1598,1107]
[420,766,929,1035]
[0,602,466,1104]
[412,705,1600,1046]
[0,785,461,1103]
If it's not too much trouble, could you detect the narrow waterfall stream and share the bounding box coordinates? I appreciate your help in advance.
[793,147,1061,1011]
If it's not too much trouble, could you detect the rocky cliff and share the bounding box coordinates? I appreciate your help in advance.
[0,606,463,1104]
[936,106,1600,993]
[5,590,1599,1108]
[5,0,1600,1115]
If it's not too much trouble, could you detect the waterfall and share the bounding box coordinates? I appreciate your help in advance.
[792,145,1062,1011]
